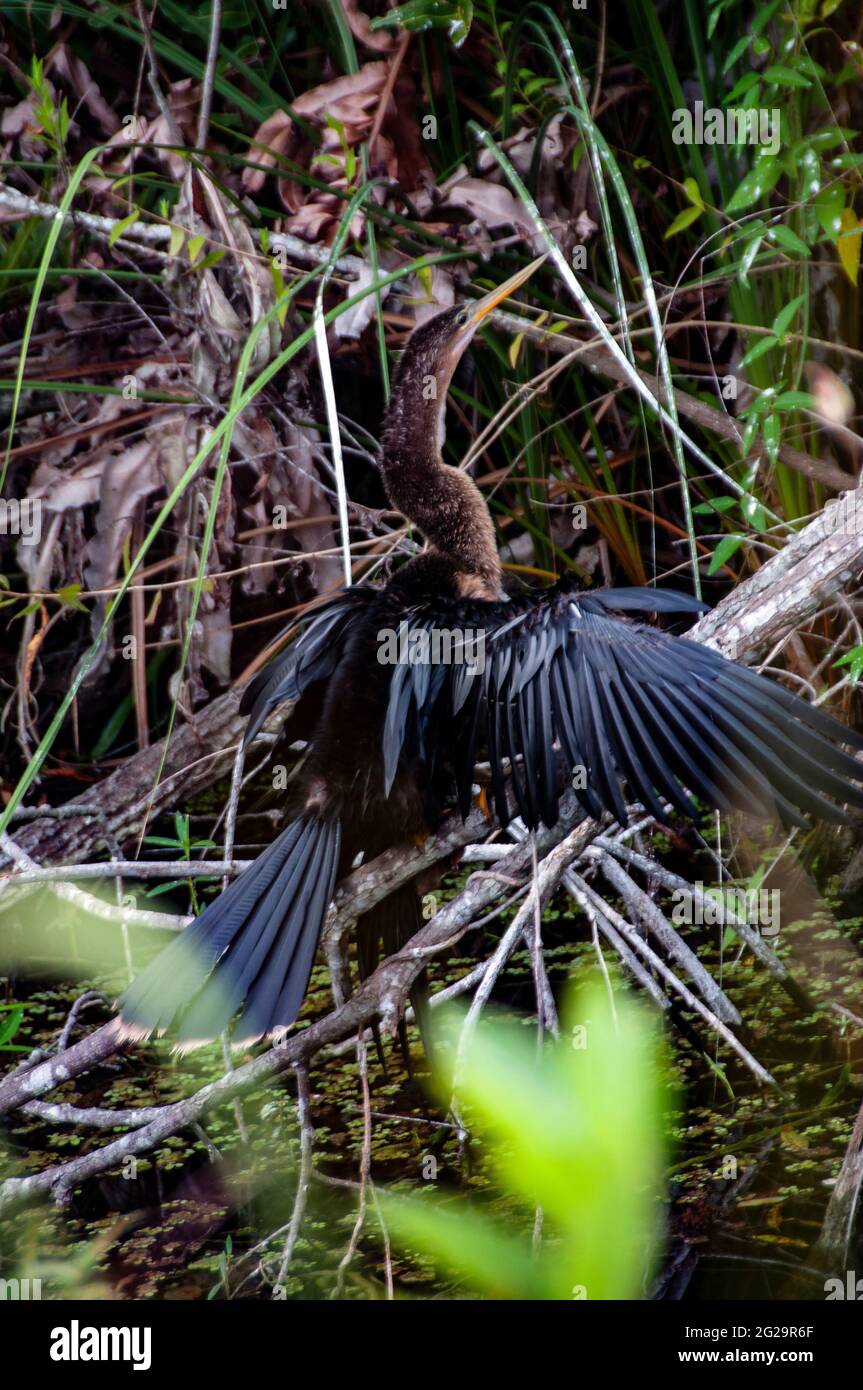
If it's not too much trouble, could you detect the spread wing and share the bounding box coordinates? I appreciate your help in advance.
[240,588,375,746]
[381,583,863,830]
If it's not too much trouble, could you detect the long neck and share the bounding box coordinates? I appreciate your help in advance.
[379,370,503,600]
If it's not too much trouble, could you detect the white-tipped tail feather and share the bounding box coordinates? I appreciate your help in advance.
[118,816,341,1048]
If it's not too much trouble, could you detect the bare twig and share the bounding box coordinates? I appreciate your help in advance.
[195,0,222,152]
[569,872,779,1090]
[273,1065,313,1295]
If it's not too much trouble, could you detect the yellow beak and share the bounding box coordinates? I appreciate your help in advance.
[467,253,547,325]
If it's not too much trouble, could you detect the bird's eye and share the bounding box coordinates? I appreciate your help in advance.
[456,308,470,327]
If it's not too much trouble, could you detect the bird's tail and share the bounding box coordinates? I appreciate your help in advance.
[118,816,341,1047]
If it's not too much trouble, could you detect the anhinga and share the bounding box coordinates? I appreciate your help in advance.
[120,257,863,1046]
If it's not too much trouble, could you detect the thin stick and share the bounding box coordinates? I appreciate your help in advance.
[196,0,222,152]
[570,872,779,1091]
[334,1036,373,1296]
[273,1066,314,1294]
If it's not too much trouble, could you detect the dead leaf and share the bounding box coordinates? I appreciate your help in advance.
[84,440,161,595]
[411,266,456,326]
[199,598,233,684]
[243,109,295,193]
[439,176,543,249]
[29,458,105,512]
[293,63,387,119]
[334,260,393,339]
[48,44,120,136]
[341,0,396,52]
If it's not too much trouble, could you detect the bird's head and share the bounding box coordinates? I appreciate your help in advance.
[394,255,547,437]
[379,252,546,595]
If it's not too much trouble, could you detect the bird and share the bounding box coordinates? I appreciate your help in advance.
[119,254,863,1047]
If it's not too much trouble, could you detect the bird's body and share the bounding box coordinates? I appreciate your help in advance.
[120,259,863,1046]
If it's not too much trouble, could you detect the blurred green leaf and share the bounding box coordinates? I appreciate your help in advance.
[763,64,811,88]
[768,225,810,258]
[834,645,863,686]
[380,982,668,1300]
[664,205,703,239]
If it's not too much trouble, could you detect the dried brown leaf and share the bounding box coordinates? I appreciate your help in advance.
[340,0,396,53]
[243,109,295,193]
[49,44,120,136]
[83,440,161,594]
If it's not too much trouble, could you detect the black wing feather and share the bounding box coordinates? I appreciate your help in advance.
[376,576,863,832]
[241,589,374,747]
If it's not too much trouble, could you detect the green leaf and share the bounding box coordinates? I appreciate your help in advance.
[740,492,768,532]
[682,177,705,210]
[664,205,703,239]
[523,76,552,98]
[724,71,761,105]
[370,0,473,46]
[108,211,141,248]
[737,231,765,287]
[380,983,667,1300]
[752,0,785,35]
[762,412,781,464]
[771,293,806,338]
[0,1004,24,1047]
[722,35,752,74]
[187,234,206,266]
[55,583,88,613]
[708,534,744,575]
[740,414,760,456]
[762,64,811,88]
[693,496,738,515]
[800,147,821,201]
[772,390,817,411]
[834,645,863,686]
[768,224,810,258]
[726,157,781,214]
[792,128,854,157]
[740,334,779,368]
[378,1196,550,1299]
[195,249,226,274]
[814,185,845,240]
